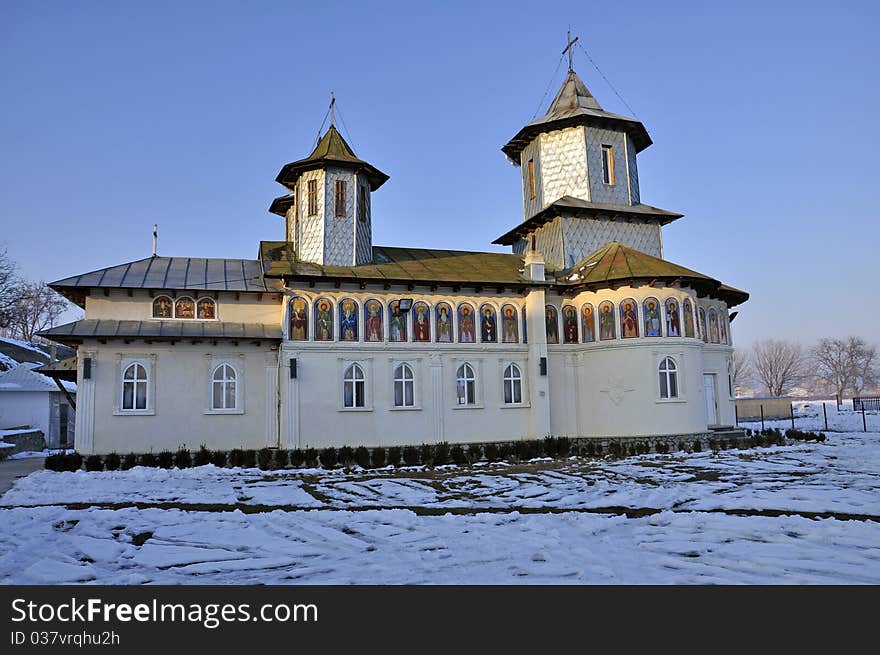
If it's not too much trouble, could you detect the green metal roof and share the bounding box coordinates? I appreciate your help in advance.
[274,125,389,191]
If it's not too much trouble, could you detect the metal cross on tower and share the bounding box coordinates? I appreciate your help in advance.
[329,91,336,126]
[562,30,579,72]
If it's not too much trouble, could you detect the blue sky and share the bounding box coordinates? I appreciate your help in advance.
[1,0,877,347]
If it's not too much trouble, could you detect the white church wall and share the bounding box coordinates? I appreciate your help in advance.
[0,391,50,440]
[84,290,282,325]
[82,342,276,455]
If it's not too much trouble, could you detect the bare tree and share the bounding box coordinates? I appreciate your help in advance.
[732,348,752,394]
[752,339,807,397]
[7,282,68,342]
[811,337,851,401]
[0,247,22,328]
[847,337,878,396]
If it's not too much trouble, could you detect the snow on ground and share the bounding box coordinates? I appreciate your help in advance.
[0,421,877,584]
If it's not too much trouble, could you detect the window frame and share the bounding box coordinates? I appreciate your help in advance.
[204,356,246,415]
[114,355,156,416]
[502,362,524,406]
[454,362,478,408]
[601,144,615,185]
[210,363,238,412]
[358,185,368,223]
[391,362,417,409]
[658,356,680,401]
[335,178,347,218]
[342,362,368,411]
[307,179,318,216]
[527,159,536,199]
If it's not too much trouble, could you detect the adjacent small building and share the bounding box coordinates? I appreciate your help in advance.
[40,64,748,455]
[0,363,76,449]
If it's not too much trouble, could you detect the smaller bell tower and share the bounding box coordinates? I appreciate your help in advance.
[269,114,388,267]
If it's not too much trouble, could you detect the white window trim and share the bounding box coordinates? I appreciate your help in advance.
[204,355,246,415]
[655,352,686,403]
[499,360,530,407]
[338,358,373,412]
[390,359,421,411]
[452,359,483,410]
[114,354,156,416]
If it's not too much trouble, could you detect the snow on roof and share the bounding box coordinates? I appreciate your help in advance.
[0,364,76,393]
[0,336,49,356]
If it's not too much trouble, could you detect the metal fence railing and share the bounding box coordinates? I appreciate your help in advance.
[853,396,880,412]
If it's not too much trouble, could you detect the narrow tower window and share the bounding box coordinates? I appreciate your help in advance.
[335,179,347,217]
[307,179,318,216]
[601,145,615,185]
[527,159,536,199]
[358,185,367,223]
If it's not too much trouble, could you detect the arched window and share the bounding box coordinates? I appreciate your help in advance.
[121,362,148,410]
[152,296,173,319]
[175,296,195,319]
[197,297,216,319]
[212,363,237,410]
[393,363,415,407]
[658,357,678,399]
[456,363,476,405]
[289,296,309,341]
[343,363,365,408]
[503,363,523,405]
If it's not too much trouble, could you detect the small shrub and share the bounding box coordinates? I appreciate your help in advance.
[174,448,192,469]
[628,444,638,457]
[584,441,596,457]
[402,446,420,466]
[85,454,103,472]
[419,443,434,467]
[608,442,621,457]
[157,451,174,469]
[303,448,319,468]
[121,453,138,471]
[371,446,386,468]
[139,452,157,467]
[656,442,668,454]
[211,450,228,468]
[677,440,687,452]
[193,446,212,467]
[433,442,450,466]
[386,446,402,467]
[228,449,245,468]
[63,452,83,471]
[273,449,289,469]
[692,440,702,453]
[816,432,827,442]
[556,436,571,458]
[319,447,338,469]
[708,439,719,453]
[499,442,514,462]
[241,450,257,469]
[45,454,64,471]
[290,449,305,468]
[104,453,121,471]
[467,443,482,464]
[543,436,558,457]
[484,443,500,462]
[594,442,603,456]
[355,446,370,468]
[338,446,355,467]
[258,448,274,470]
[450,444,467,465]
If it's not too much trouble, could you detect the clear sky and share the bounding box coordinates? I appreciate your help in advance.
[1,0,877,347]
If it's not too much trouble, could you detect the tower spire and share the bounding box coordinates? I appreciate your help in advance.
[562,29,579,73]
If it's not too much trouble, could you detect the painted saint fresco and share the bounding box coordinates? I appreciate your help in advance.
[720,313,728,344]
[581,304,595,343]
[501,304,518,343]
[545,305,559,344]
[412,302,431,342]
[708,308,720,343]
[620,299,639,338]
[175,297,195,319]
[315,298,333,341]
[389,301,407,342]
[197,298,216,320]
[683,299,695,338]
[562,306,578,344]
[665,298,681,337]
[435,302,454,343]
[339,299,358,341]
[480,305,497,343]
[289,297,308,341]
[699,307,708,343]
[152,296,172,319]
[458,303,476,343]
[598,301,616,340]
[643,298,661,337]
[364,300,383,342]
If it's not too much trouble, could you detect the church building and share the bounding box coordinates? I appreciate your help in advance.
[42,62,748,455]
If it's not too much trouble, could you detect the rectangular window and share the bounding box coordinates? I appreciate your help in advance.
[358,186,367,223]
[601,145,615,185]
[307,179,318,216]
[527,159,536,199]
[335,179,347,217]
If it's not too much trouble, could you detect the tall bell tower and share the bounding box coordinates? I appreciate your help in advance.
[269,119,388,267]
